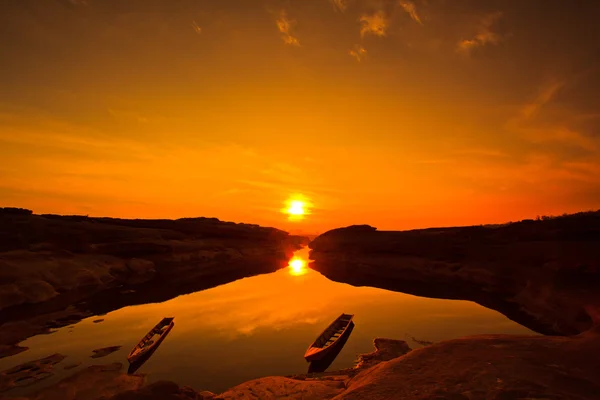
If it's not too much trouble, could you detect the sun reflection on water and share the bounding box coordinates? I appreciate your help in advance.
[288,257,308,276]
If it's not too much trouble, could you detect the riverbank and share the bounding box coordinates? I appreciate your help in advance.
[6,331,600,399]
[2,209,600,399]
[0,208,307,358]
[309,212,600,336]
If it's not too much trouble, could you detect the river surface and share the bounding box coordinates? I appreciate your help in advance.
[0,248,534,396]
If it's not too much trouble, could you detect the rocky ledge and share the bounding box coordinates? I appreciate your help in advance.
[301,211,600,399]
[4,210,600,400]
[0,208,307,357]
[9,332,600,399]
[309,212,600,336]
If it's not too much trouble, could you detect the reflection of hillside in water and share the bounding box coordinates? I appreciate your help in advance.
[308,322,355,374]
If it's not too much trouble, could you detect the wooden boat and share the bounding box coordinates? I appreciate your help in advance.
[308,321,355,373]
[305,313,354,362]
[127,317,175,364]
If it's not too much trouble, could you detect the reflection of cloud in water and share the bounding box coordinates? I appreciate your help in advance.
[237,317,320,336]
[120,245,383,339]
[75,266,524,344]
[182,274,335,338]
[114,267,380,340]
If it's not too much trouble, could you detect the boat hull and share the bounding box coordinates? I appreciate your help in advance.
[304,314,354,362]
[127,319,174,364]
[308,322,355,373]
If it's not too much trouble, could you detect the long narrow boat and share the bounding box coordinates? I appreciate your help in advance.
[305,313,354,362]
[127,317,175,364]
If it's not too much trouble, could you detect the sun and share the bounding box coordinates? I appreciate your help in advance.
[288,257,307,276]
[287,200,305,216]
[282,195,311,221]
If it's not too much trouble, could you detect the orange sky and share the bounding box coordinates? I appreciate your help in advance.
[1,0,599,233]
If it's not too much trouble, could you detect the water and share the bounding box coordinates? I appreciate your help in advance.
[0,248,534,396]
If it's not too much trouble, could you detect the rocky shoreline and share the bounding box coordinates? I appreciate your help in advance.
[308,213,600,336]
[7,331,600,399]
[0,337,414,400]
[2,209,600,399]
[0,209,307,358]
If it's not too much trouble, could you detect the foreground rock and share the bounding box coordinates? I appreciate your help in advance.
[217,377,346,399]
[0,354,66,393]
[90,346,122,359]
[5,210,600,399]
[16,363,144,400]
[309,212,600,336]
[337,332,600,400]
[12,332,600,400]
[354,338,412,369]
[108,381,205,400]
[303,212,600,399]
[9,339,407,399]
[0,208,307,357]
[210,333,600,400]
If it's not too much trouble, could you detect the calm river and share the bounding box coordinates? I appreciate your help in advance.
[0,247,534,396]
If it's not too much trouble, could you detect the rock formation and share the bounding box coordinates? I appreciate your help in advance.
[4,210,600,399]
[0,209,307,357]
[309,212,600,336]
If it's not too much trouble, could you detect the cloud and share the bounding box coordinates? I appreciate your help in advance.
[330,0,349,12]
[360,10,388,37]
[68,0,89,5]
[191,20,202,35]
[349,44,367,61]
[0,112,152,160]
[507,79,599,156]
[452,148,511,159]
[276,10,300,46]
[520,80,565,119]
[399,1,422,25]
[219,188,252,196]
[107,108,151,124]
[457,12,503,54]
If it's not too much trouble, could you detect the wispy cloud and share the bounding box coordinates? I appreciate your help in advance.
[453,148,511,159]
[191,20,202,35]
[508,79,599,153]
[457,12,503,54]
[520,80,565,119]
[330,0,349,12]
[360,10,388,37]
[349,44,367,61]
[219,188,252,196]
[529,127,597,152]
[399,1,422,25]
[0,112,152,159]
[276,10,300,46]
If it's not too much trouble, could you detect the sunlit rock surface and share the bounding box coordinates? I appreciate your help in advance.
[354,338,412,369]
[109,381,204,400]
[216,377,346,399]
[335,332,600,400]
